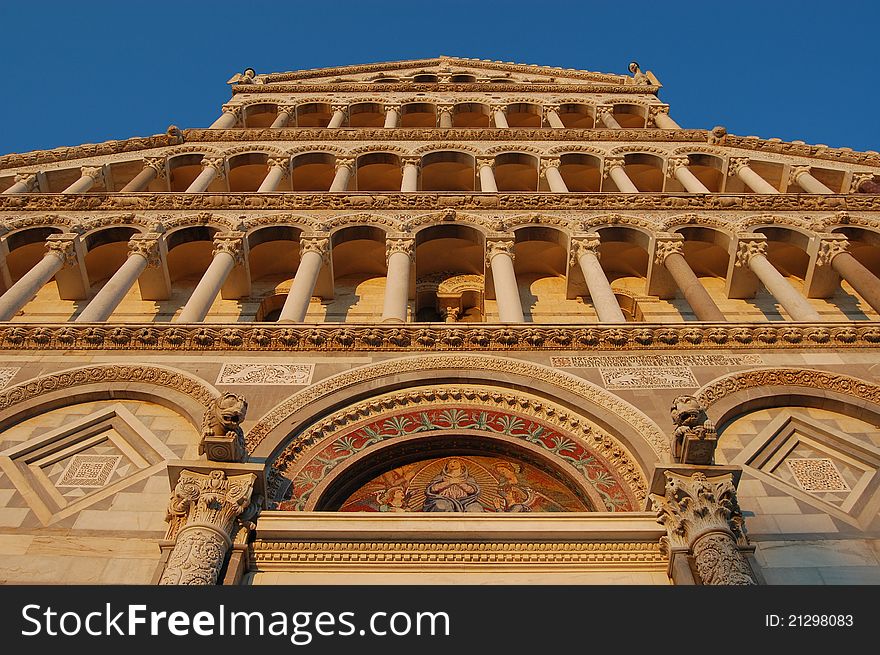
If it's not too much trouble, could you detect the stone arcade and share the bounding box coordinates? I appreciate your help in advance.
[1,57,880,585]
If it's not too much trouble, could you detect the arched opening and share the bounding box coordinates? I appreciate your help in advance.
[412,74,438,83]
[291,153,335,191]
[108,160,163,192]
[247,225,301,310]
[324,226,388,322]
[620,153,665,192]
[452,102,490,127]
[505,103,541,128]
[415,225,484,322]
[83,226,139,290]
[4,227,62,283]
[678,153,724,192]
[348,102,385,127]
[243,104,280,128]
[355,152,402,191]
[227,152,271,192]
[558,153,602,192]
[831,226,880,278]
[450,74,476,83]
[513,227,575,322]
[296,103,332,127]
[400,103,436,127]
[558,103,594,128]
[595,227,650,318]
[168,154,224,192]
[164,225,218,320]
[612,104,647,128]
[493,152,539,191]
[419,151,476,191]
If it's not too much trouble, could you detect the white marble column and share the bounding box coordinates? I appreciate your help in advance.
[257,157,290,192]
[383,104,400,128]
[0,235,76,321]
[400,157,420,192]
[329,158,354,192]
[667,157,710,193]
[736,237,821,321]
[121,157,165,192]
[596,106,621,129]
[381,236,414,323]
[209,105,241,129]
[185,157,226,193]
[603,157,638,193]
[438,104,454,128]
[789,166,833,193]
[2,173,38,195]
[278,237,330,323]
[543,105,565,128]
[541,158,569,192]
[478,158,498,192]
[62,166,104,194]
[486,239,524,323]
[75,235,161,322]
[492,105,509,128]
[728,158,779,194]
[270,105,295,128]
[818,238,880,314]
[571,236,626,323]
[654,239,725,321]
[175,233,244,322]
[327,105,348,128]
[650,106,680,129]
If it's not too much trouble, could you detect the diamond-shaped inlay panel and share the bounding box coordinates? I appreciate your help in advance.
[787,458,851,493]
[57,454,123,488]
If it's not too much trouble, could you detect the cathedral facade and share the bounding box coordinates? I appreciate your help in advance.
[1,57,879,585]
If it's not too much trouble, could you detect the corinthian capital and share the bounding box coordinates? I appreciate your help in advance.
[385,236,415,262]
[300,236,331,264]
[160,468,259,586]
[653,238,684,265]
[476,157,495,169]
[221,104,242,120]
[665,156,690,177]
[201,156,227,178]
[486,238,515,265]
[602,156,626,178]
[437,103,454,117]
[331,104,349,116]
[266,157,291,174]
[735,237,767,267]
[595,105,614,119]
[540,157,562,177]
[569,235,602,266]
[334,157,355,172]
[788,165,813,186]
[45,234,78,266]
[816,235,849,266]
[401,156,421,171]
[81,166,105,186]
[651,471,756,585]
[850,172,876,193]
[727,157,751,177]
[143,157,167,179]
[212,231,246,264]
[13,173,38,191]
[128,233,163,268]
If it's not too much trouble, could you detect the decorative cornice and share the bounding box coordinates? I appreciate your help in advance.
[233,83,657,95]
[0,323,875,353]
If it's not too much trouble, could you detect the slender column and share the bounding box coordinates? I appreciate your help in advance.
[486,239,524,323]
[0,235,75,321]
[381,236,414,323]
[329,158,354,192]
[257,157,290,192]
[816,238,880,314]
[327,105,348,128]
[2,173,38,195]
[654,240,725,321]
[596,106,621,129]
[209,105,241,129]
[543,105,565,128]
[571,236,626,323]
[185,157,226,193]
[270,105,295,128]
[667,157,710,193]
[736,237,821,320]
[541,158,569,192]
[728,158,779,194]
[175,233,244,322]
[400,157,420,192]
[603,157,638,193]
[120,157,165,192]
[478,158,498,192]
[789,165,833,193]
[650,106,680,129]
[383,104,400,128]
[278,237,330,323]
[438,104,454,128]
[75,235,161,322]
[62,166,104,194]
[491,105,509,128]
[159,468,258,586]
[652,471,757,585]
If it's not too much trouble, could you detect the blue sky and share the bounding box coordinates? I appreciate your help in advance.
[1,0,877,155]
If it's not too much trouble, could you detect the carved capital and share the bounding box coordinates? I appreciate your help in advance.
[277,104,296,116]
[651,471,756,585]
[540,158,562,178]
[476,157,495,169]
[385,236,414,262]
[45,234,78,266]
[735,237,767,267]
[653,238,684,265]
[383,103,400,114]
[666,156,691,178]
[816,236,849,266]
[569,235,602,266]
[128,233,162,268]
[12,173,38,191]
[143,156,167,179]
[331,104,349,116]
[542,104,560,118]
[437,103,454,117]
[81,166,105,186]
[220,104,242,120]
[486,238,515,265]
[727,157,751,177]
[401,156,421,170]
[266,157,290,175]
[212,231,245,264]
[159,469,258,585]
[300,236,331,264]
[201,156,226,178]
[490,104,508,114]
[788,165,813,186]
[850,172,876,193]
[334,157,355,172]
[595,105,614,118]
[602,156,626,178]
